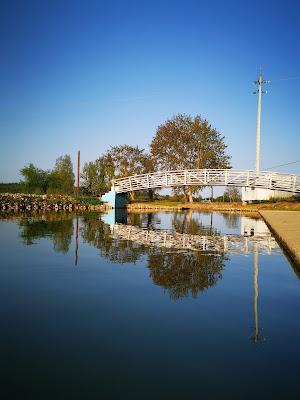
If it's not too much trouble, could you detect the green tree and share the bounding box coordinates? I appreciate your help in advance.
[49,154,75,194]
[104,145,154,199]
[105,145,153,178]
[81,156,113,194]
[150,114,231,202]
[223,187,241,202]
[20,163,50,194]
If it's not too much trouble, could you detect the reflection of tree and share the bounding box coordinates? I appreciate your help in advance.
[172,211,220,236]
[81,215,226,299]
[148,250,227,300]
[19,215,73,253]
[222,213,239,229]
[127,212,160,230]
[80,216,145,264]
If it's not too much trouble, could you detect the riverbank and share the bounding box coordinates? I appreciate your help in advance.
[259,211,300,267]
[128,200,300,212]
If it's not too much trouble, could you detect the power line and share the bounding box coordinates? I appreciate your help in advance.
[274,76,300,82]
[263,160,300,170]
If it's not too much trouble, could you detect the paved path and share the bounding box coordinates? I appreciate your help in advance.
[260,211,300,265]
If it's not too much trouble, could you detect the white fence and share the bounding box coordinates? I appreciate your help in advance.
[112,169,300,194]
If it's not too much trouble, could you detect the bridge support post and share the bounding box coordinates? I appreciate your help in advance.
[101,190,128,209]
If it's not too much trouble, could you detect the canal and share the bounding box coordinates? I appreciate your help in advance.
[0,210,299,399]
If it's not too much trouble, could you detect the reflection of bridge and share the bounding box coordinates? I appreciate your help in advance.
[110,224,280,255]
[112,169,300,193]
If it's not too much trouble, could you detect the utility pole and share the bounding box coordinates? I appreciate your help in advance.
[77,150,80,195]
[253,72,270,173]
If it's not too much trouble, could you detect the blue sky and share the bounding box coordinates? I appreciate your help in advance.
[0,0,299,182]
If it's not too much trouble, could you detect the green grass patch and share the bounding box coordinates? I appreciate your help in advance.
[74,195,102,205]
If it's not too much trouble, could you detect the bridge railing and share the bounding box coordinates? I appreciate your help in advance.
[112,169,300,194]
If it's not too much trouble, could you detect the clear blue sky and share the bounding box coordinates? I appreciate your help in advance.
[0,0,299,182]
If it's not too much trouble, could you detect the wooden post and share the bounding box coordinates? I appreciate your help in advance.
[77,150,80,195]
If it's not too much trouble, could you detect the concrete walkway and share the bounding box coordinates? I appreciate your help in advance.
[260,211,300,266]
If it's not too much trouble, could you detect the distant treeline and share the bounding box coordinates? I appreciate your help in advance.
[0,182,25,193]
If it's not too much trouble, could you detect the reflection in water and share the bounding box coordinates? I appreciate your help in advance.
[223,213,240,229]
[1,211,300,397]
[251,242,265,344]
[81,214,228,299]
[75,215,79,266]
[13,211,281,304]
[172,211,220,236]
[110,223,279,255]
[2,210,297,345]
[80,216,145,264]
[18,214,74,253]
[148,250,226,299]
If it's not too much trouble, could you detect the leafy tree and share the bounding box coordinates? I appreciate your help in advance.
[20,163,50,194]
[49,155,75,194]
[20,155,74,194]
[223,187,241,202]
[104,145,154,199]
[150,114,231,202]
[82,146,153,197]
[105,145,153,178]
[81,156,113,194]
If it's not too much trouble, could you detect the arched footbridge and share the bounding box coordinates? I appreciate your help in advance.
[101,169,300,207]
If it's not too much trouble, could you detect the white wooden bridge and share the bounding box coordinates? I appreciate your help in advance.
[112,169,300,193]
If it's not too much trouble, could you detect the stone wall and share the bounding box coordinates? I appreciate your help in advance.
[0,193,107,212]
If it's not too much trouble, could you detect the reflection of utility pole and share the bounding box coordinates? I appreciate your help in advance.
[75,215,79,266]
[251,241,265,343]
[253,241,259,342]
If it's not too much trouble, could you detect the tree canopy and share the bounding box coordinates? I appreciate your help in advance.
[105,145,153,178]
[20,155,74,194]
[81,145,153,196]
[50,155,75,194]
[150,114,231,201]
[150,114,230,170]
[20,164,50,194]
[81,156,112,194]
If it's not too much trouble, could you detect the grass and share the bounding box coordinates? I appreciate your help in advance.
[73,195,102,206]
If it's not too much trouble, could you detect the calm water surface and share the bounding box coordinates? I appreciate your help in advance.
[0,210,300,399]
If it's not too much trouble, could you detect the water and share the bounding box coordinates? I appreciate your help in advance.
[0,210,299,399]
